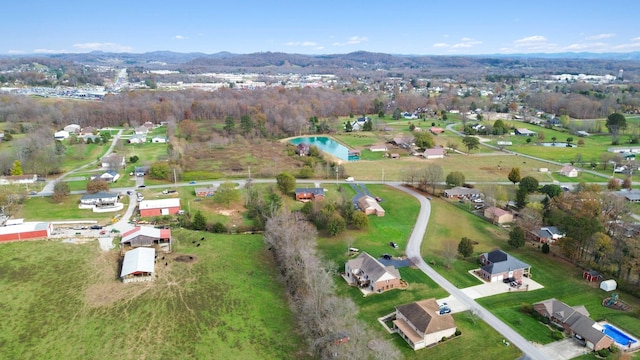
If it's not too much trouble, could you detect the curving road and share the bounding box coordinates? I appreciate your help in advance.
[39,129,123,196]
[392,184,548,360]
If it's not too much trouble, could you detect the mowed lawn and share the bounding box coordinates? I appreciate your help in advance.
[344,152,562,183]
[16,195,128,223]
[320,185,523,359]
[0,231,307,360]
[420,196,640,346]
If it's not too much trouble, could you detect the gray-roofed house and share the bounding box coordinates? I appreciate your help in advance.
[134,166,150,176]
[534,226,565,244]
[394,298,457,350]
[120,247,156,283]
[90,169,120,183]
[618,189,640,203]
[296,143,311,156]
[534,299,614,351]
[478,249,530,282]
[345,252,401,294]
[295,188,325,202]
[79,191,119,207]
[443,186,481,198]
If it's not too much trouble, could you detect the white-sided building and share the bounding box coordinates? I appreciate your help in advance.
[120,247,156,283]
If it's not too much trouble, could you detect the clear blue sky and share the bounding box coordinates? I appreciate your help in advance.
[3,0,640,55]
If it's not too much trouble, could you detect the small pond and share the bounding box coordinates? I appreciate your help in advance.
[539,142,575,148]
[289,136,358,161]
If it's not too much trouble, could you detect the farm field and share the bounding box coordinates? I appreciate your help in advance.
[0,232,306,360]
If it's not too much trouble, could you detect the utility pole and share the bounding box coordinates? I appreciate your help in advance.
[173,168,177,186]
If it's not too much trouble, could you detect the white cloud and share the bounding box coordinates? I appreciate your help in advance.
[586,33,615,40]
[72,42,133,52]
[333,36,368,46]
[565,42,608,51]
[7,49,26,54]
[632,37,640,42]
[33,48,67,54]
[432,38,482,50]
[174,35,189,40]
[285,41,318,47]
[514,35,547,46]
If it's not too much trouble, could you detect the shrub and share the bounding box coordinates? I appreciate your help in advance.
[552,331,564,340]
[454,329,462,336]
[519,303,533,314]
[541,243,550,254]
[597,348,609,357]
[210,222,227,233]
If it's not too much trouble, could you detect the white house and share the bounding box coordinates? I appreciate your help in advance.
[152,137,167,143]
[101,154,126,168]
[64,124,81,134]
[90,170,120,183]
[54,130,70,140]
[559,165,578,178]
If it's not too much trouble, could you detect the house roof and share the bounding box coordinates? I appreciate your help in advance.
[0,222,49,235]
[347,252,400,283]
[485,207,511,217]
[139,198,181,210]
[480,250,530,275]
[424,147,445,156]
[195,187,215,193]
[120,247,155,277]
[81,191,118,200]
[103,170,119,177]
[121,226,171,243]
[537,226,563,239]
[444,186,480,196]
[357,195,385,213]
[295,188,325,196]
[570,316,611,346]
[101,153,124,162]
[560,165,577,173]
[396,298,456,335]
[534,298,590,324]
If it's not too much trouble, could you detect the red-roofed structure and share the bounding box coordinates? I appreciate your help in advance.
[121,226,172,252]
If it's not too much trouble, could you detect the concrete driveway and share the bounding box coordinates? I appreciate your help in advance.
[538,338,590,360]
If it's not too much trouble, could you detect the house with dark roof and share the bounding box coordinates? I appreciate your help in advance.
[534,226,565,243]
[345,252,401,294]
[478,249,530,282]
[294,188,325,202]
[394,298,457,350]
[534,299,614,351]
[79,191,119,207]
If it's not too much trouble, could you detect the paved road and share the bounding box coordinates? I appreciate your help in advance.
[40,129,123,196]
[392,184,549,360]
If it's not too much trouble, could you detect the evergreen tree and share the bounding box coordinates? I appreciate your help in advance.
[458,237,474,257]
[192,210,207,231]
[508,226,526,248]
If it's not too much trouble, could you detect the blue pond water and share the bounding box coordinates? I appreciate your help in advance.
[289,136,358,161]
[603,323,637,346]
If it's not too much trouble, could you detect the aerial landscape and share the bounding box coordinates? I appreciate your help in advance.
[3,1,640,360]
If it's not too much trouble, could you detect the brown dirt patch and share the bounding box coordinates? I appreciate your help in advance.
[174,254,197,263]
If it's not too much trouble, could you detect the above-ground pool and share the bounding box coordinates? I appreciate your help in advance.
[603,323,638,346]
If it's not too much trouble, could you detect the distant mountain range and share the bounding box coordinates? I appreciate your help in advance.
[2,51,639,76]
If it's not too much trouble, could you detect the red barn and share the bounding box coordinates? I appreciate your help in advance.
[139,198,181,217]
[0,221,52,242]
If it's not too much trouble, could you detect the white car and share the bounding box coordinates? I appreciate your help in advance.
[473,198,484,203]
[345,177,355,182]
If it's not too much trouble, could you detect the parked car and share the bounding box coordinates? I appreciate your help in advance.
[189,181,197,184]
[382,254,392,260]
[439,307,452,315]
[474,204,484,210]
[345,177,354,182]
[90,225,103,230]
[137,184,146,188]
[389,242,398,248]
[473,198,484,203]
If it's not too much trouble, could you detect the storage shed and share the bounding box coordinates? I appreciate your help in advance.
[600,279,617,292]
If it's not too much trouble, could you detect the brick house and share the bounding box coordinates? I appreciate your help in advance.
[478,249,530,282]
[394,298,457,350]
[345,252,401,294]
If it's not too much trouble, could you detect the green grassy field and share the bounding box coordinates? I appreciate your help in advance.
[15,195,128,223]
[0,232,307,360]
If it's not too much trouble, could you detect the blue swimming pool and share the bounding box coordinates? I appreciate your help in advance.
[603,323,638,346]
[289,136,357,161]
